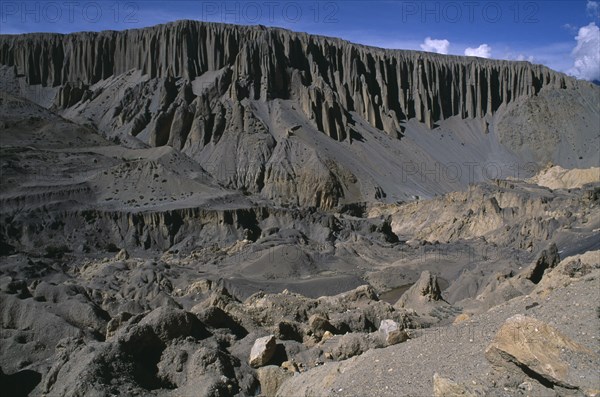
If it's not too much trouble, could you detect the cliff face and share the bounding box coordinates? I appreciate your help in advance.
[1,21,597,208]
[0,20,573,135]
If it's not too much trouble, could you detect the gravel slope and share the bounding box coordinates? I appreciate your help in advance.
[277,252,600,396]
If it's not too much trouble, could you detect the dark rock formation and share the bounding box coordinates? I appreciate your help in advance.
[526,243,560,284]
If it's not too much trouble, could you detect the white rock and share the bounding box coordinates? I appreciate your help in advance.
[249,335,277,368]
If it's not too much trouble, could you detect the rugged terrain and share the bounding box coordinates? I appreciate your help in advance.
[0,20,599,396]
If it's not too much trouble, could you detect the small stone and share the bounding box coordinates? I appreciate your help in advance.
[115,248,129,260]
[281,360,299,372]
[518,381,532,391]
[453,313,471,324]
[433,373,476,397]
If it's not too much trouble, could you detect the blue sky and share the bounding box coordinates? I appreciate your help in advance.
[1,1,599,80]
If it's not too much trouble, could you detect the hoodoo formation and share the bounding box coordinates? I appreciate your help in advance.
[1,22,598,210]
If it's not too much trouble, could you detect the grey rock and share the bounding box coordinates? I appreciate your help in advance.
[328,332,382,361]
[378,319,409,345]
[0,277,30,298]
[275,321,304,342]
[118,306,207,345]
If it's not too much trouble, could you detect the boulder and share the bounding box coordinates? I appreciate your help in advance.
[195,306,247,337]
[329,310,372,334]
[308,314,336,339]
[157,339,238,394]
[321,331,334,342]
[378,319,408,345]
[136,307,204,343]
[336,285,379,302]
[249,335,277,368]
[0,277,31,298]
[432,373,476,397]
[485,314,599,391]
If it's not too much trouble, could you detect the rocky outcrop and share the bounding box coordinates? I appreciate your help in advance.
[0,194,406,258]
[529,166,600,189]
[532,250,599,297]
[41,306,243,397]
[394,271,455,323]
[525,243,560,284]
[395,270,443,307]
[390,179,598,252]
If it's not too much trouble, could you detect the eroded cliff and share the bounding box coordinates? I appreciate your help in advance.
[0,20,576,135]
[1,21,598,209]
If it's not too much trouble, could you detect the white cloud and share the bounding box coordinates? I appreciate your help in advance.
[464,44,492,58]
[516,54,535,62]
[420,37,450,54]
[476,42,574,74]
[569,22,600,81]
[587,1,599,18]
[562,23,579,34]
